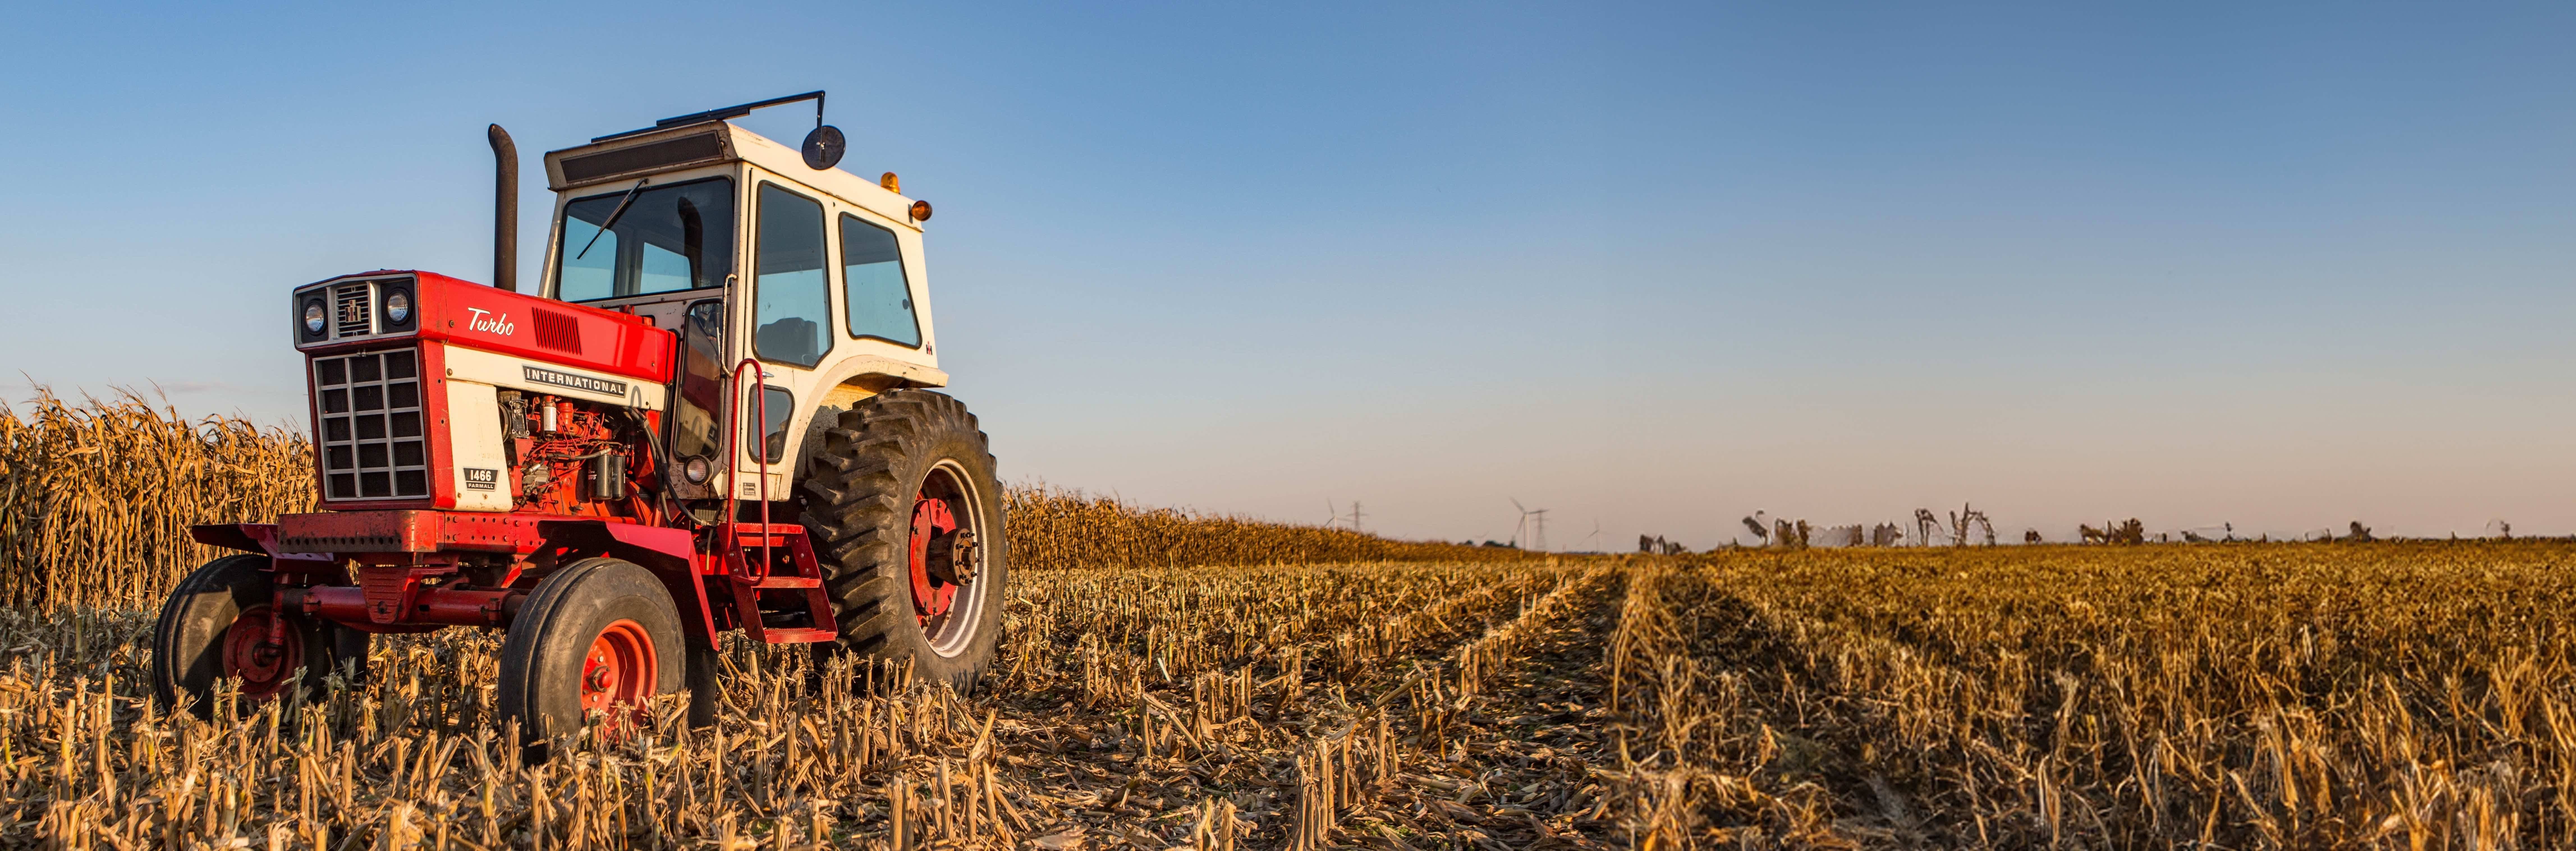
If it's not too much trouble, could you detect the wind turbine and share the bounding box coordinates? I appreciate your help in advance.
[1510,498,1549,552]
[1583,518,1604,552]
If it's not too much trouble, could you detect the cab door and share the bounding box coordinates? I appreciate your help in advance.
[730,178,839,505]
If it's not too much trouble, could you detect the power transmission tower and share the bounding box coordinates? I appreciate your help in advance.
[1348,500,1365,533]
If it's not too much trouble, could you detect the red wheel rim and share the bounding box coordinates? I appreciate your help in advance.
[219,605,302,700]
[908,490,961,621]
[580,619,657,732]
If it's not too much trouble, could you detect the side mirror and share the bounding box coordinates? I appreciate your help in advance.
[802,126,846,170]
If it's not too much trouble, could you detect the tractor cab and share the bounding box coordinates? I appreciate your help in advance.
[536,98,947,507]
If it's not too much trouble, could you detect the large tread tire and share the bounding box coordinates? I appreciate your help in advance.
[496,558,685,758]
[151,554,347,718]
[802,389,1010,692]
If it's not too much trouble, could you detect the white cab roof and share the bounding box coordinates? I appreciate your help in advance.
[542,123,921,232]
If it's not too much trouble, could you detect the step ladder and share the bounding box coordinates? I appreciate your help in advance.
[714,358,837,644]
[717,522,838,644]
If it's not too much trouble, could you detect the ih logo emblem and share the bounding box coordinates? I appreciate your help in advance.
[464,307,516,336]
[462,468,499,491]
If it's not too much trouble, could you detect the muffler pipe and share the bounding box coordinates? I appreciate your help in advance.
[488,124,519,292]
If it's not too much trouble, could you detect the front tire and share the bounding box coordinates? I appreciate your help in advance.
[803,389,1010,691]
[151,554,351,717]
[496,558,685,756]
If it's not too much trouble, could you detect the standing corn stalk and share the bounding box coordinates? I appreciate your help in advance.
[0,388,314,611]
[0,395,1530,611]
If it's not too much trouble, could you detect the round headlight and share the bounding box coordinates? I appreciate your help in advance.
[682,456,711,484]
[384,291,411,324]
[303,301,326,334]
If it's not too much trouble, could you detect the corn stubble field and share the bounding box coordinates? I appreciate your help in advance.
[8,395,2576,848]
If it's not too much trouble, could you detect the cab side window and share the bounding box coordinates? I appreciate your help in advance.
[753,385,794,463]
[753,183,832,368]
[840,214,921,347]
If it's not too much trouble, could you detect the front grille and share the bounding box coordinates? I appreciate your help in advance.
[334,283,373,337]
[313,348,429,500]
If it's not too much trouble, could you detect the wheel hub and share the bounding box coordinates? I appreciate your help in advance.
[219,605,301,700]
[580,619,657,733]
[908,491,964,620]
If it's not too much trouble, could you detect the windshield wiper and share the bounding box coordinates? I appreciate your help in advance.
[574,178,650,260]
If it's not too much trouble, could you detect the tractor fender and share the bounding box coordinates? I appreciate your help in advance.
[781,356,952,478]
[814,353,946,390]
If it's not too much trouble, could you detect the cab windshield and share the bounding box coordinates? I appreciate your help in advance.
[554,176,735,302]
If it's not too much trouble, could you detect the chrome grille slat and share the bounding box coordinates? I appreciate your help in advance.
[333,282,373,338]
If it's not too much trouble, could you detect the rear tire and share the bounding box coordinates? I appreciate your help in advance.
[151,554,348,718]
[496,558,685,758]
[802,389,1009,692]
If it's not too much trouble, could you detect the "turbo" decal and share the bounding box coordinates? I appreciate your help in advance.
[465,307,516,336]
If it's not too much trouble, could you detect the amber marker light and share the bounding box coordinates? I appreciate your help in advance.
[910,200,933,221]
[880,172,901,193]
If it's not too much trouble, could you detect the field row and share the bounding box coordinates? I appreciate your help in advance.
[1612,542,2576,849]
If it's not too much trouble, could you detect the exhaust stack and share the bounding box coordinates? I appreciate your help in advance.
[487,124,519,292]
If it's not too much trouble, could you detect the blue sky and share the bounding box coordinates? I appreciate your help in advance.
[6,2,2576,547]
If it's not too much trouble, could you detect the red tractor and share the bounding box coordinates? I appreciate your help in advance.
[151,93,1007,746]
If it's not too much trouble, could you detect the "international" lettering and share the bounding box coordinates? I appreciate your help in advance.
[522,366,628,397]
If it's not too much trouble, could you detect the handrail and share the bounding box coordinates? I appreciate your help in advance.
[720,358,773,581]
